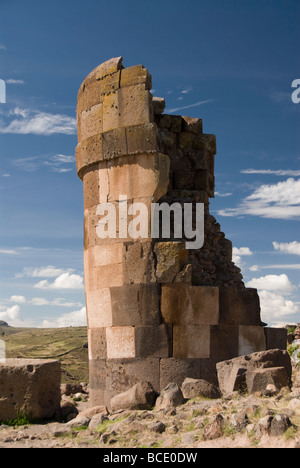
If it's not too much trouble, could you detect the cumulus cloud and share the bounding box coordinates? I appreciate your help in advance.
[40,307,87,328]
[34,272,84,290]
[0,108,76,135]
[9,295,26,304]
[258,290,299,323]
[218,178,300,220]
[232,246,253,267]
[273,241,300,256]
[246,274,295,293]
[16,266,74,278]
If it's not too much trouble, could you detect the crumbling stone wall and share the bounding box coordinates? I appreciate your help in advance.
[76,57,285,408]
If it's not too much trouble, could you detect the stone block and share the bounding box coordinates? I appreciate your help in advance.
[101,126,127,161]
[87,243,124,268]
[154,241,188,283]
[159,358,201,388]
[0,359,61,421]
[110,283,160,326]
[210,325,239,363]
[106,153,170,203]
[82,165,99,210]
[106,327,135,359]
[102,84,153,132]
[88,327,107,360]
[85,263,124,291]
[238,325,266,356]
[76,135,104,178]
[79,103,103,142]
[245,367,290,394]
[85,288,113,328]
[152,97,165,115]
[89,358,160,408]
[264,327,287,351]
[77,80,105,114]
[182,116,203,135]
[123,241,156,284]
[126,123,159,155]
[173,325,210,359]
[135,325,172,358]
[80,57,123,88]
[219,287,262,326]
[161,284,219,326]
[120,64,152,90]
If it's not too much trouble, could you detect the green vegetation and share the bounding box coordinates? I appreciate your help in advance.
[2,411,33,427]
[0,325,89,384]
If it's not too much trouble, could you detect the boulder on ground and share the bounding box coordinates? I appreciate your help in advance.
[110,381,157,412]
[0,358,61,421]
[217,349,292,395]
[181,377,221,400]
[155,383,184,410]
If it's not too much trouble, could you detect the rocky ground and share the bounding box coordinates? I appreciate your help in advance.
[0,367,299,449]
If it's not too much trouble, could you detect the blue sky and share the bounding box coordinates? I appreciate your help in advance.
[0,0,299,327]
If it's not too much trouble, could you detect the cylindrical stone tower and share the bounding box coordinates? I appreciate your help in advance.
[76,57,285,408]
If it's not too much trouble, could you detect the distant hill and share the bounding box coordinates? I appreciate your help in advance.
[0,326,89,384]
[0,321,9,327]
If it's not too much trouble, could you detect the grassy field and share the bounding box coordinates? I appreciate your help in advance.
[0,325,89,384]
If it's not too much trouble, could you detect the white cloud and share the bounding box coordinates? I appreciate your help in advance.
[2,173,11,177]
[258,290,299,323]
[232,247,253,267]
[9,295,26,304]
[34,272,84,290]
[29,297,83,308]
[215,192,232,197]
[273,241,300,256]
[241,169,300,177]
[249,265,259,272]
[246,273,295,293]
[0,249,19,255]
[0,109,76,135]
[16,266,74,278]
[40,307,87,328]
[29,297,50,306]
[167,99,215,113]
[0,305,21,323]
[0,44,6,50]
[218,178,300,219]
[6,79,25,85]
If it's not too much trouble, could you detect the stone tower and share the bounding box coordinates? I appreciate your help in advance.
[76,57,286,407]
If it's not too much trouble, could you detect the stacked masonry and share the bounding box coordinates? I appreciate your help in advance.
[76,57,287,408]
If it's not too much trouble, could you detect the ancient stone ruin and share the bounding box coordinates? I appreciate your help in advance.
[76,57,287,408]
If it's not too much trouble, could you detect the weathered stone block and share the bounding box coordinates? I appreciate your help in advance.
[123,241,156,284]
[89,358,160,408]
[120,64,152,90]
[110,283,160,326]
[101,126,127,161]
[79,103,103,141]
[86,288,112,328]
[238,325,266,356]
[135,325,172,358]
[106,327,135,359]
[210,325,239,363]
[88,327,107,360]
[79,57,123,89]
[246,367,290,394]
[161,284,219,326]
[77,80,105,114]
[264,327,287,351]
[82,165,99,210]
[173,325,210,359]
[154,241,188,283]
[182,116,203,135]
[219,287,262,325]
[126,123,159,155]
[106,153,170,203]
[152,97,165,115]
[102,84,153,132]
[0,359,61,421]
